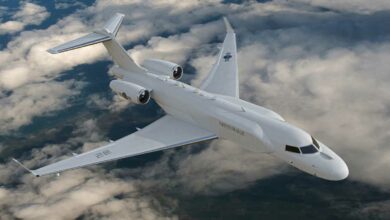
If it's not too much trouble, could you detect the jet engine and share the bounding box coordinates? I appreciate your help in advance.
[141,59,183,80]
[109,80,151,104]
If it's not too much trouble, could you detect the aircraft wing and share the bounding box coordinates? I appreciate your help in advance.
[200,17,239,98]
[14,115,217,177]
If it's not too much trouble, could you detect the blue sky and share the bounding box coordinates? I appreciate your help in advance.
[0,0,390,219]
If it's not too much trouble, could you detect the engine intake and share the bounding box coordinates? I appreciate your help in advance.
[109,80,151,104]
[141,59,183,80]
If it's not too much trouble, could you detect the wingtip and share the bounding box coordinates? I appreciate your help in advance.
[47,48,58,54]
[11,158,40,177]
[223,16,234,33]
[115,12,125,17]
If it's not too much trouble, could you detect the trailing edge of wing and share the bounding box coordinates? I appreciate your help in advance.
[13,116,217,177]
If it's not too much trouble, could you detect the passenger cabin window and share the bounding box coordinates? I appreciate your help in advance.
[285,145,300,153]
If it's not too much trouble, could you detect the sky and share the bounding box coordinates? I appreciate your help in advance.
[0,0,390,219]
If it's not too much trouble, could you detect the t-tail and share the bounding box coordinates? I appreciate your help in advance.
[48,13,145,74]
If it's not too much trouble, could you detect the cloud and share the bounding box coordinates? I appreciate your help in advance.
[87,93,132,112]
[0,80,82,132]
[54,0,87,10]
[355,200,390,219]
[0,167,177,220]
[129,21,223,66]
[2,0,390,218]
[289,0,390,13]
[0,2,50,35]
[0,17,106,133]
[174,140,284,194]
[0,21,25,34]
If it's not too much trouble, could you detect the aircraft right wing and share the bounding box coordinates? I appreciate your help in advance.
[200,17,239,98]
[13,115,217,177]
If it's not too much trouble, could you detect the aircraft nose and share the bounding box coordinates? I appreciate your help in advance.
[316,144,349,181]
[328,158,349,181]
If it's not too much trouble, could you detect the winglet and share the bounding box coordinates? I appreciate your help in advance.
[12,158,39,177]
[223,17,234,33]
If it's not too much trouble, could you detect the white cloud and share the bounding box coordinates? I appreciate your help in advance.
[0,19,106,133]
[0,21,25,34]
[130,21,222,66]
[289,0,390,14]
[1,168,176,220]
[54,0,87,10]
[0,80,81,132]
[0,2,50,35]
[174,140,284,194]
[87,93,133,112]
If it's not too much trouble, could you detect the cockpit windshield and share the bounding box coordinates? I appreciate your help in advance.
[285,136,320,154]
[300,144,318,154]
[300,137,320,154]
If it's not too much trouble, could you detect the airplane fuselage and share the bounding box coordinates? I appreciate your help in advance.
[120,69,349,181]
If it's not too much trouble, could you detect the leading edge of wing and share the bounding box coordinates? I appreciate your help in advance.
[13,116,217,177]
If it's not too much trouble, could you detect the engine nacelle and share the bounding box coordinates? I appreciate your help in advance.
[109,80,151,104]
[141,59,183,80]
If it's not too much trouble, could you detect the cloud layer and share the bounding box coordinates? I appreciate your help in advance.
[0,2,50,35]
[1,0,390,219]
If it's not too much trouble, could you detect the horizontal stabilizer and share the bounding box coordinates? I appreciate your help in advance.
[47,13,125,54]
[47,13,145,73]
[47,32,111,54]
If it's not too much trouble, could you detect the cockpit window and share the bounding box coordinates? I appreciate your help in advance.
[285,145,300,153]
[300,145,318,154]
[312,136,320,149]
[286,137,320,154]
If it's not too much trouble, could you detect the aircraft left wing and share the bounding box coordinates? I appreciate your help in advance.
[13,115,217,177]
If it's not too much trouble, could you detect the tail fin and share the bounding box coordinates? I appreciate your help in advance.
[48,13,145,74]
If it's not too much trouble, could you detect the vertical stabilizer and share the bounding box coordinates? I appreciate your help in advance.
[103,13,124,36]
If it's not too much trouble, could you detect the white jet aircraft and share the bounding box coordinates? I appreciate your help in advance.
[13,13,348,181]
